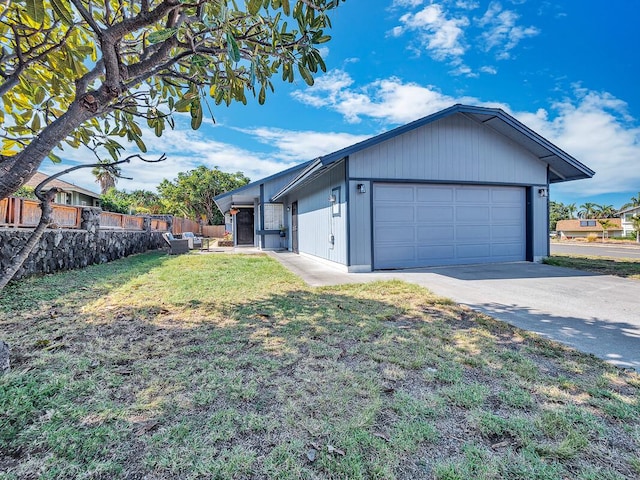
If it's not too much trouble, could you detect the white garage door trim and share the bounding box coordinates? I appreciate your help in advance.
[373,183,526,269]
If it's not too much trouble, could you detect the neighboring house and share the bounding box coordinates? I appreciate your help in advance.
[24,172,101,207]
[618,206,640,236]
[214,104,594,271]
[556,219,623,239]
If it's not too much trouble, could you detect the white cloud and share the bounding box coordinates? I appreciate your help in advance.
[39,115,371,194]
[395,4,470,61]
[480,65,498,74]
[292,71,640,197]
[293,69,502,124]
[456,0,480,9]
[233,127,370,161]
[477,1,540,59]
[392,0,424,7]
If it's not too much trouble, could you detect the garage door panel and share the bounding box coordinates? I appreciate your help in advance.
[418,226,455,242]
[492,243,524,256]
[375,226,415,243]
[376,246,416,264]
[374,185,414,202]
[416,186,454,202]
[492,206,522,221]
[492,224,524,239]
[417,205,454,222]
[456,188,490,202]
[492,188,522,202]
[456,206,490,222]
[375,205,415,222]
[374,183,525,269]
[417,245,455,261]
[457,244,491,258]
[456,225,491,240]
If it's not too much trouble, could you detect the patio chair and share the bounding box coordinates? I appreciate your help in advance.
[162,232,189,254]
[181,231,202,249]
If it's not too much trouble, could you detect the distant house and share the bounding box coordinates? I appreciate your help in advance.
[215,104,594,271]
[24,172,101,207]
[618,206,640,236]
[556,218,623,239]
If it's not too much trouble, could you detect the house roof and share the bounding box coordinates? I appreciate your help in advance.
[618,205,640,215]
[556,218,622,232]
[25,172,100,199]
[272,104,594,201]
[213,161,312,214]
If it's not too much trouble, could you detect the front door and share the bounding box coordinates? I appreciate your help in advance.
[236,208,254,245]
[291,201,299,253]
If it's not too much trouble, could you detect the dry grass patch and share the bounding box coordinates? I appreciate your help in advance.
[1,252,639,479]
[543,254,640,279]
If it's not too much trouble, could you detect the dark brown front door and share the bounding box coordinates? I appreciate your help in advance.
[236,208,254,245]
[291,201,299,253]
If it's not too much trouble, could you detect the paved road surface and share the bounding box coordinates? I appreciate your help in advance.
[551,242,640,259]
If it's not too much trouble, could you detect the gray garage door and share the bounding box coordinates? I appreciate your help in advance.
[373,183,526,269]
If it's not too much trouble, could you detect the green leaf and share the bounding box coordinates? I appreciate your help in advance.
[148,28,177,44]
[281,0,290,16]
[191,54,210,67]
[51,0,74,26]
[48,151,62,163]
[132,133,147,153]
[31,114,41,131]
[25,0,45,24]
[258,85,266,105]
[298,63,314,86]
[191,105,203,130]
[226,33,240,62]
[247,0,262,15]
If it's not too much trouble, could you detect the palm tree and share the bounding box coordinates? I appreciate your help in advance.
[566,203,577,219]
[597,218,616,241]
[631,214,640,243]
[578,202,598,219]
[597,204,617,219]
[621,192,640,210]
[92,160,121,194]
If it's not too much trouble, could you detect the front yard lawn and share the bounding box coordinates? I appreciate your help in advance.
[543,254,640,280]
[1,252,639,479]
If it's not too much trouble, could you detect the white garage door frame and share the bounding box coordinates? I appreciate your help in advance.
[373,183,528,269]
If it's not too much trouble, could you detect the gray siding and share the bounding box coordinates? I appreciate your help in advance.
[532,189,549,260]
[348,180,372,271]
[349,113,547,185]
[288,163,347,265]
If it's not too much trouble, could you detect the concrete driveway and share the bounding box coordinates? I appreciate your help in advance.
[269,252,640,371]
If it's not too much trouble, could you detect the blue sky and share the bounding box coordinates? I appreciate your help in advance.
[50,0,640,210]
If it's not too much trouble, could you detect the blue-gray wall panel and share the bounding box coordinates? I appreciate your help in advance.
[349,113,547,185]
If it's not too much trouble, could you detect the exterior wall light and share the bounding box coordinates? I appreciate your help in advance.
[538,188,548,197]
[328,194,337,203]
[357,183,366,193]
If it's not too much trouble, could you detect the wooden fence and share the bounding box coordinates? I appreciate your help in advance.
[172,217,201,235]
[99,212,145,230]
[0,197,81,228]
[0,197,168,231]
[202,225,225,238]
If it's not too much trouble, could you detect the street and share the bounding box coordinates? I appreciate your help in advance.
[551,242,640,259]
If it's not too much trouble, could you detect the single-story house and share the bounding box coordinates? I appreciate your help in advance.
[555,218,623,239]
[214,104,594,271]
[618,206,640,236]
[25,172,101,207]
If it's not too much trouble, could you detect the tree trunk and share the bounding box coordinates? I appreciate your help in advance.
[0,189,58,290]
[0,92,108,200]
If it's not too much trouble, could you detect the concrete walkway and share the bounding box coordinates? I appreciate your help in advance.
[268,251,640,371]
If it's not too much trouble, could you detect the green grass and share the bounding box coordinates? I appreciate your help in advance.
[1,251,639,479]
[543,254,640,279]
